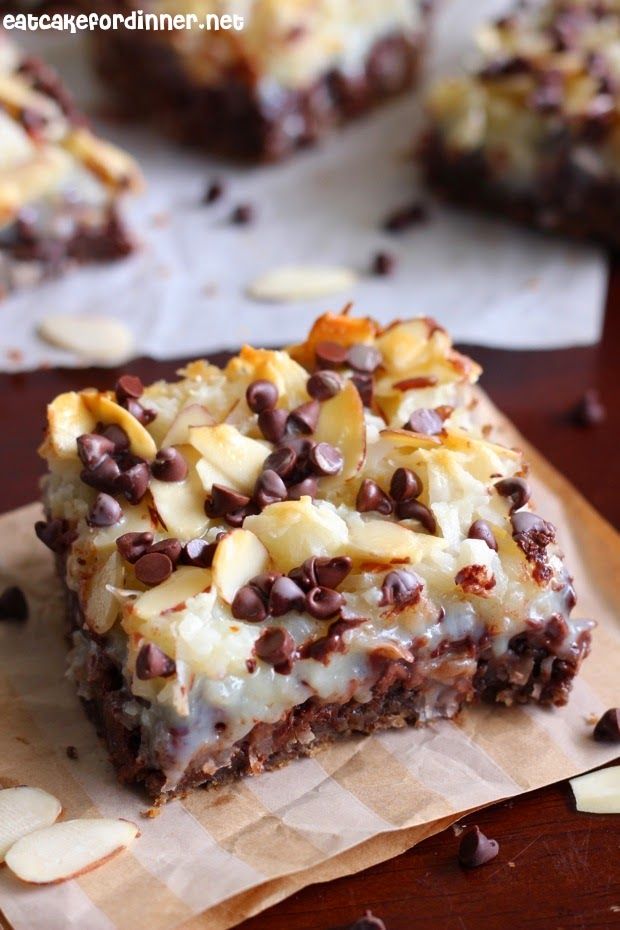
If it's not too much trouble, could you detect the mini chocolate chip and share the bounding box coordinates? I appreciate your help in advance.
[255,470,288,509]
[258,407,288,443]
[371,251,396,276]
[286,400,320,435]
[396,499,436,533]
[231,203,254,225]
[351,373,373,407]
[468,520,498,551]
[115,374,144,404]
[268,576,306,616]
[249,572,281,600]
[254,627,296,673]
[125,398,157,426]
[80,455,121,493]
[34,518,75,553]
[307,370,343,401]
[87,493,122,527]
[356,479,393,515]
[347,344,382,373]
[289,557,318,592]
[99,423,129,452]
[232,585,267,622]
[495,477,531,513]
[390,467,422,502]
[383,201,427,233]
[148,538,182,565]
[0,586,28,622]
[203,179,224,204]
[117,461,151,505]
[305,586,344,620]
[570,389,606,428]
[224,504,258,527]
[380,569,422,607]
[136,642,176,680]
[314,556,352,590]
[404,408,444,435]
[134,552,173,585]
[65,745,78,760]
[182,538,217,567]
[287,476,318,500]
[315,340,349,368]
[263,446,297,478]
[246,379,278,414]
[458,826,499,868]
[593,708,620,743]
[116,531,154,563]
[349,911,387,930]
[309,442,343,477]
[206,484,251,518]
[152,447,188,482]
[76,433,115,470]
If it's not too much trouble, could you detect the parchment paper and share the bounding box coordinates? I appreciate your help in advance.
[0,392,618,930]
[0,0,608,372]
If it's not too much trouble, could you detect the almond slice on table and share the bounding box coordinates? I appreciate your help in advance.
[5,818,138,884]
[246,265,358,303]
[37,314,135,366]
[0,787,61,862]
[570,767,620,814]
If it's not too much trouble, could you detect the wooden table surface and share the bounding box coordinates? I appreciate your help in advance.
[1,267,619,930]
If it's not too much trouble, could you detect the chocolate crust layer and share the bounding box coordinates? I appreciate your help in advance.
[92,29,428,162]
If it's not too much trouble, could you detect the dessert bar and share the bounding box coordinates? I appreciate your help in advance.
[37,310,592,800]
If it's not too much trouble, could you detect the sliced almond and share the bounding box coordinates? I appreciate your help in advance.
[211,529,269,604]
[5,818,138,885]
[570,767,620,814]
[41,391,96,460]
[150,446,209,539]
[314,379,366,487]
[161,404,215,448]
[245,498,348,573]
[64,128,143,192]
[83,549,123,635]
[189,424,268,494]
[0,787,61,862]
[247,265,358,303]
[347,517,441,563]
[131,567,212,622]
[380,427,443,452]
[81,391,157,461]
[38,315,135,366]
[226,346,309,410]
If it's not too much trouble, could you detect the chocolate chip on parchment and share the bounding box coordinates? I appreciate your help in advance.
[232,585,268,622]
[152,447,188,482]
[314,340,349,369]
[116,531,154,563]
[383,201,427,233]
[404,408,444,436]
[263,446,297,479]
[134,552,173,586]
[458,826,499,868]
[307,369,343,401]
[570,389,606,428]
[258,407,288,443]
[246,379,278,414]
[148,538,182,565]
[309,442,343,477]
[206,484,251,518]
[495,476,531,513]
[87,493,122,527]
[396,499,436,534]
[380,570,422,607]
[268,576,306,616]
[203,179,224,205]
[371,251,396,276]
[351,373,373,407]
[76,433,115,470]
[390,467,422,502]
[254,469,288,508]
[115,374,144,404]
[0,586,28,622]
[468,519,498,551]
[254,627,296,673]
[230,203,254,225]
[356,479,393,515]
[314,555,352,590]
[136,642,176,680]
[305,586,344,620]
[349,911,387,930]
[287,476,318,500]
[182,538,217,567]
[347,344,382,374]
[593,708,620,743]
[117,461,151,505]
[286,400,320,435]
[65,745,79,760]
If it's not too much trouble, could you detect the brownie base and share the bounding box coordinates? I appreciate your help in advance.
[421,129,620,250]
[92,26,429,162]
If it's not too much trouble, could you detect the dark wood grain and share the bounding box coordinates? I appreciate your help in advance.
[1,268,619,930]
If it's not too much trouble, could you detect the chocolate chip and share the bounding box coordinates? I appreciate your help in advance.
[309,442,343,477]
[206,484,251,518]
[314,556,352,590]
[116,531,154,563]
[135,642,176,680]
[76,433,115,470]
[396,499,436,533]
[380,569,422,607]
[468,520,498,551]
[99,423,129,453]
[258,407,288,443]
[347,344,382,373]
[148,538,182,565]
[356,479,393,515]
[230,203,254,225]
[305,586,344,620]
[254,470,288,509]
[351,373,373,407]
[0,586,28,622]
[511,511,545,536]
[315,340,349,369]
[307,370,343,401]
[65,745,78,760]
[115,374,144,404]
[224,504,258,527]
[232,585,268,622]
[263,446,297,478]
[383,201,427,233]
[390,467,422,502]
[152,446,188,482]
[286,400,320,435]
[182,538,217,567]
[246,379,278,414]
[117,461,151,505]
[203,179,224,204]
[254,627,296,673]
[458,826,499,868]
[593,708,620,743]
[87,493,122,527]
[349,911,387,930]
[289,557,318,592]
[371,251,396,276]
[80,455,121,493]
[134,552,173,585]
[287,476,318,500]
[495,477,531,513]
[125,398,157,426]
[268,576,306,616]
[404,408,444,435]
[570,389,606,428]
[478,55,530,78]
[249,572,281,600]
[34,518,75,553]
